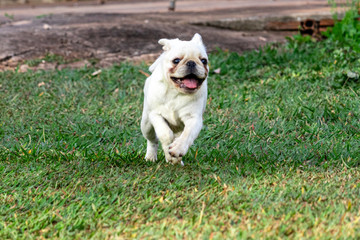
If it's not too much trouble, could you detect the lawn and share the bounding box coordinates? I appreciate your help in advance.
[1,17,360,239]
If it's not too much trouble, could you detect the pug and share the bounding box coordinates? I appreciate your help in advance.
[141,33,209,165]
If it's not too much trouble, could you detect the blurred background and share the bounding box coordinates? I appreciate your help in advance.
[1,0,124,6]
[0,0,352,71]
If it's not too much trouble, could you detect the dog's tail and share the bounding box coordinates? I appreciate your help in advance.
[149,53,164,73]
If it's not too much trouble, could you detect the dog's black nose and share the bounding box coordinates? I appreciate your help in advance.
[186,61,196,68]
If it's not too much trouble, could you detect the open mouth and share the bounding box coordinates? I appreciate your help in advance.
[171,74,205,91]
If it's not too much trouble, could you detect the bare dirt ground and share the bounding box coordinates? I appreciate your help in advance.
[0,0,334,71]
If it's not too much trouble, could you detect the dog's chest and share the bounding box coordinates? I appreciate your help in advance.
[157,100,186,132]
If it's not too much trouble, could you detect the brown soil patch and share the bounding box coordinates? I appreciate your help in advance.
[0,9,294,71]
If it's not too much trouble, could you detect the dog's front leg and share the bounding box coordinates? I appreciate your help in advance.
[169,116,202,158]
[149,112,182,164]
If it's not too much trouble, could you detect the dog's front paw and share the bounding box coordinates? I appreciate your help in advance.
[167,156,183,165]
[164,149,183,165]
[168,139,188,158]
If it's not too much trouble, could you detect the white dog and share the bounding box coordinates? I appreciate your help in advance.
[141,33,209,165]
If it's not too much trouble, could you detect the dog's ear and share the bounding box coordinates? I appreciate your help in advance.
[158,38,178,51]
[158,39,170,50]
[191,33,203,45]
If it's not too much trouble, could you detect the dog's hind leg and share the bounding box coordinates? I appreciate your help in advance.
[141,115,158,162]
[145,140,158,162]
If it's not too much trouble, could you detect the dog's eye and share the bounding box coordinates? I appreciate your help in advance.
[173,58,181,64]
[201,58,208,65]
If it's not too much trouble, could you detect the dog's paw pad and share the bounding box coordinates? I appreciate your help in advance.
[169,150,183,157]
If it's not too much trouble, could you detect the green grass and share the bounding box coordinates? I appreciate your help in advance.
[1,35,360,238]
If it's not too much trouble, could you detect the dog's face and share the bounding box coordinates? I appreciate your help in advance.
[151,33,209,94]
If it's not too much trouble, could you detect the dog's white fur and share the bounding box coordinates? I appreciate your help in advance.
[141,33,208,164]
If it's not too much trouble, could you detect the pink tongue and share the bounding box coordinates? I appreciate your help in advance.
[182,78,198,89]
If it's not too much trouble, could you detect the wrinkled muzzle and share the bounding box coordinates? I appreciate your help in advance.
[170,60,207,92]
